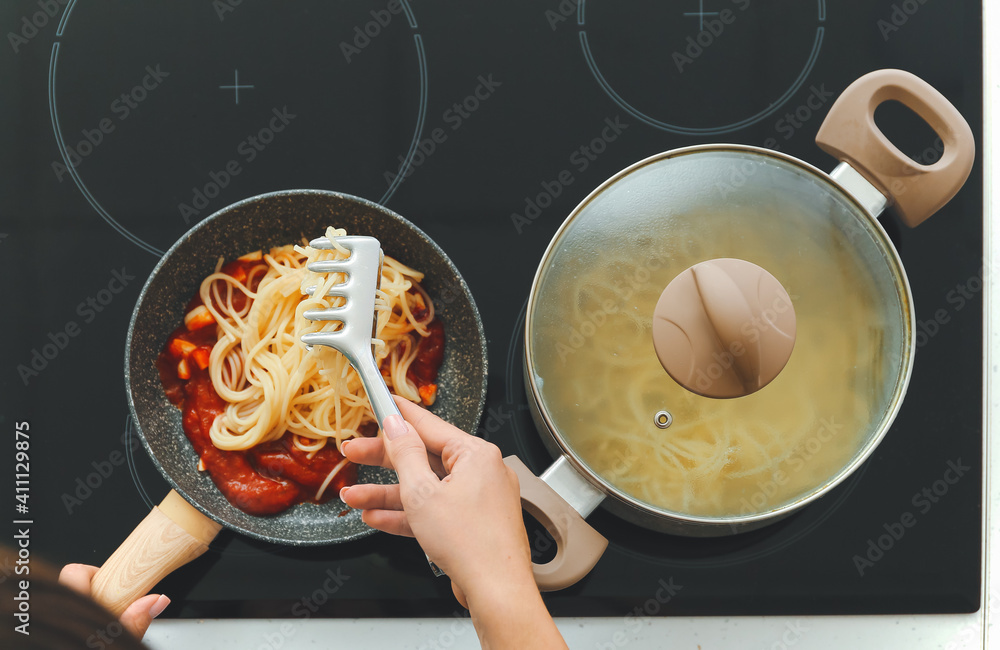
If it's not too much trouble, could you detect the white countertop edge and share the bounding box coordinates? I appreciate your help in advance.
[981,0,997,647]
[146,5,997,649]
[142,614,982,650]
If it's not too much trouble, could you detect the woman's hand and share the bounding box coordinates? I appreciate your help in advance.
[58,563,169,640]
[341,397,568,649]
[340,397,533,604]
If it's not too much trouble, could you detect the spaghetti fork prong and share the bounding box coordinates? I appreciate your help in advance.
[299,234,445,580]
[299,235,398,426]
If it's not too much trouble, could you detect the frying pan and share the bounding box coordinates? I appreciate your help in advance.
[90,190,488,615]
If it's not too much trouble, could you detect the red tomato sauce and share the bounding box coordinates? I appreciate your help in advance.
[408,319,445,389]
[157,257,444,517]
[158,323,358,516]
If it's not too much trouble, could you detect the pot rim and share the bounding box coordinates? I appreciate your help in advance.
[523,144,917,527]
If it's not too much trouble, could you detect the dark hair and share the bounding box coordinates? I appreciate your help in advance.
[0,546,147,649]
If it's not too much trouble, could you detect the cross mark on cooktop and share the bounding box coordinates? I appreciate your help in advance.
[219,69,255,105]
[683,0,720,31]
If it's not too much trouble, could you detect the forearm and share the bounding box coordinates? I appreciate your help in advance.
[466,581,568,650]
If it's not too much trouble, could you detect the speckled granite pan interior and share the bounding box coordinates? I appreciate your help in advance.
[125,190,488,545]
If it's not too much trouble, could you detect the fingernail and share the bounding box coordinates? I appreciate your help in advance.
[149,595,170,619]
[383,414,408,440]
[340,439,352,453]
[339,486,350,500]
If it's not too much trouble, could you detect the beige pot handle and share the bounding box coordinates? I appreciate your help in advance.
[504,456,608,591]
[815,68,975,227]
[91,490,223,617]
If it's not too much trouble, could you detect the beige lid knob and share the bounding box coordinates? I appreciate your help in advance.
[652,258,796,399]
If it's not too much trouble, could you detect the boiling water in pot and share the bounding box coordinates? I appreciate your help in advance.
[529,152,907,518]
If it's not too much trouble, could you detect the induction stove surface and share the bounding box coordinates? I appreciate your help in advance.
[0,0,983,618]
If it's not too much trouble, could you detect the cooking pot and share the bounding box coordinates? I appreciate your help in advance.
[507,70,975,591]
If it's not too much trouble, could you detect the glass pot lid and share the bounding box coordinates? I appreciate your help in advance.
[525,147,912,521]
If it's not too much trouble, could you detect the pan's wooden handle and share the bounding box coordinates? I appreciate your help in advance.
[91,490,223,617]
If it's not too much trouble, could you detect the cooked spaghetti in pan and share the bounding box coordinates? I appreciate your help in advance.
[157,227,445,516]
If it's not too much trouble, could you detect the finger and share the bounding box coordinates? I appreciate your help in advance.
[58,563,98,596]
[360,508,415,537]
[120,593,170,640]
[395,397,474,456]
[394,400,492,477]
[340,483,403,511]
[381,415,439,494]
[341,436,391,469]
[342,433,447,477]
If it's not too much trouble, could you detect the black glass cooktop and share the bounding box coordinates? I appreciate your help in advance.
[0,0,982,617]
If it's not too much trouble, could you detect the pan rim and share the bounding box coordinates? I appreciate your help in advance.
[125,189,488,545]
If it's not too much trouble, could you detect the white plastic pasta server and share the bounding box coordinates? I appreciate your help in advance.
[300,235,401,426]
[300,234,444,577]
